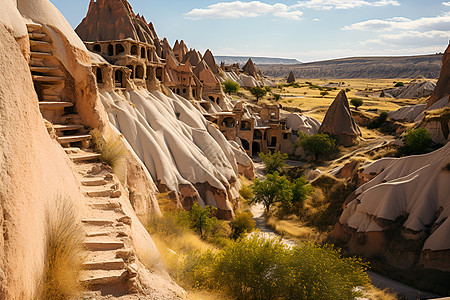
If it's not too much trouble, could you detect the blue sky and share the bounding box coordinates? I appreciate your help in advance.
[50,0,450,62]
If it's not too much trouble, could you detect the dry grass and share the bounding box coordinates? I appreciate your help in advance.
[266,213,325,243]
[187,291,233,300]
[359,285,398,300]
[37,199,85,300]
[90,129,126,181]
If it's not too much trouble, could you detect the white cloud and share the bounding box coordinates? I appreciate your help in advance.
[362,30,450,47]
[443,2,450,6]
[294,0,400,10]
[184,1,303,20]
[343,12,450,32]
[313,18,321,21]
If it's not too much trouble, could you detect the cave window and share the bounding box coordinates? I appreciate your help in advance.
[253,130,262,140]
[127,65,134,79]
[115,70,125,88]
[283,133,289,140]
[107,44,114,56]
[136,65,144,79]
[222,117,235,128]
[240,121,251,131]
[115,44,125,55]
[93,44,101,53]
[156,67,163,81]
[96,68,103,84]
[183,88,187,94]
[141,48,146,59]
[131,45,138,56]
[209,96,215,102]
[240,139,250,151]
[147,49,151,61]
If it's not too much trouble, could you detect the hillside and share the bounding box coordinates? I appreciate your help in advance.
[215,55,300,65]
[259,54,443,79]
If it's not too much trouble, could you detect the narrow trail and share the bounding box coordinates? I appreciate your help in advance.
[249,162,440,300]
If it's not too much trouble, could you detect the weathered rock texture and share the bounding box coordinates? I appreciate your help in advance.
[319,90,361,146]
[381,76,436,99]
[286,71,295,83]
[331,143,450,272]
[428,45,450,109]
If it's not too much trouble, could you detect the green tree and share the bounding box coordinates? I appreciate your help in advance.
[289,176,313,209]
[223,79,240,95]
[249,87,267,102]
[394,82,404,87]
[259,151,288,174]
[272,93,282,102]
[401,128,432,155]
[350,98,364,110]
[251,172,293,212]
[297,133,336,161]
[188,203,217,237]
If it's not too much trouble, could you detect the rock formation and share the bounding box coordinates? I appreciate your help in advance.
[242,58,262,78]
[428,44,450,108]
[203,49,220,75]
[287,71,295,83]
[0,0,183,298]
[319,90,361,146]
[331,143,450,272]
[381,76,436,99]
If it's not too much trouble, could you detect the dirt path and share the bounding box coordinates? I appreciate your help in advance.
[249,161,440,300]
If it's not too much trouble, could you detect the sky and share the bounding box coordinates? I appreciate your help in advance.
[50,0,450,62]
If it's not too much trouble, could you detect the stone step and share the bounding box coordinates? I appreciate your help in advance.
[70,153,101,163]
[83,259,125,271]
[30,40,52,47]
[89,201,121,211]
[29,32,47,40]
[81,270,126,286]
[64,147,81,154]
[30,51,52,58]
[30,66,59,73]
[86,231,110,238]
[82,178,108,187]
[85,189,113,198]
[53,124,84,132]
[39,101,73,109]
[32,75,64,82]
[26,23,43,32]
[41,95,62,102]
[57,134,92,144]
[84,241,125,251]
[81,219,114,226]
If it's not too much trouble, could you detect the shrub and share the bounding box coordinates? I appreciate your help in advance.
[297,133,336,161]
[186,203,218,237]
[251,172,293,212]
[91,129,126,177]
[345,88,351,92]
[400,128,432,155]
[350,98,364,110]
[394,82,404,87]
[230,211,256,239]
[239,185,254,202]
[320,91,329,97]
[290,176,313,209]
[264,86,272,92]
[223,79,240,94]
[259,151,288,174]
[368,111,388,129]
[39,200,85,299]
[249,86,267,102]
[186,236,370,300]
[272,93,282,102]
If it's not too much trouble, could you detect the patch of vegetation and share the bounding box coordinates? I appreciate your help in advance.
[223,79,240,95]
[368,111,389,129]
[239,185,253,202]
[259,151,288,174]
[272,92,282,102]
[249,86,268,102]
[394,82,404,87]
[320,91,329,97]
[230,211,255,239]
[296,133,337,162]
[91,129,126,179]
[350,98,364,110]
[400,127,432,155]
[180,236,370,300]
[38,199,85,300]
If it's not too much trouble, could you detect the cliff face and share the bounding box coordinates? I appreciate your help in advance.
[428,45,450,108]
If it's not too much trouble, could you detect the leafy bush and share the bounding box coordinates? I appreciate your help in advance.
[249,86,268,102]
[182,236,370,300]
[185,203,218,237]
[394,82,404,87]
[368,111,389,129]
[272,93,282,101]
[290,176,314,209]
[231,211,255,239]
[297,133,336,161]
[320,91,329,97]
[223,79,240,94]
[350,98,364,110]
[264,86,272,92]
[39,200,85,299]
[239,185,254,201]
[400,128,432,155]
[259,151,288,174]
[251,172,293,212]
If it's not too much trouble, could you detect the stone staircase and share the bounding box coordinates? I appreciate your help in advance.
[27,23,141,297]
